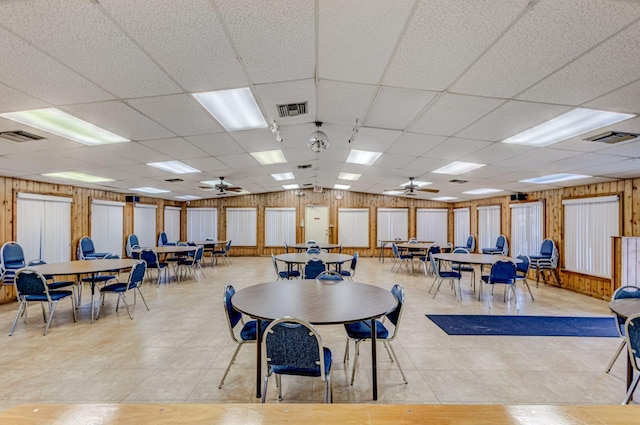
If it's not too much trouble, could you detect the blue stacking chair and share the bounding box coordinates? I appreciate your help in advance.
[157,231,176,247]
[316,270,344,281]
[272,253,300,280]
[261,317,332,403]
[515,255,534,301]
[96,260,148,320]
[391,243,412,273]
[77,236,109,260]
[126,234,141,259]
[606,286,640,374]
[530,238,560,287]
[27,259,77,301]
[622,313,640,404]
[452,247,476,292]
[304,258,326,279]
[455,235,475,252]
[140,248,169,285]
[176,245,205,282]
[480,260,518,309]
[306,246,321,254]
[428,251,462,301]
[344,284,407,385]
[1,242,26,287]
[482,235,508,256]
[213,240,232,266]
[339,252,358,281]
[10,268,76,336]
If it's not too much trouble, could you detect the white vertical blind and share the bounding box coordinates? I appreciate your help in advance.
[16,193,72,263]
[338,208,369,247]
[563,195,619,278]
[377,208,408,243]
[134,204,157,248]
[227,207,257,246]
[622,237,640,287]
[91,200,124,256]
[187,208,217,241]
[510,202,543,256]
[164,206,181,242]
[454,208,470,247]
[265,208,296,247]
[478,205,501,252]
[416,208,448,245]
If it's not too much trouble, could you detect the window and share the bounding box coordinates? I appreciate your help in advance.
[377,208,408,243]
[187,208,217,241]
[563,195,619,278]
[509,202,543,256]
[477,205,500,251]
[164,206,181,243]
[16,193,72,263]
[454,208,470,247]
[416,209,448,245]
[134,204,157,248]
[338,208,369,247]
[265,208,296,247]
[91,200,124,256]
[227,208,257,246]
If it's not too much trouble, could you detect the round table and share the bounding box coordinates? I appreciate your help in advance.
[275,252,353,274]
[610,298,640,394]
[131,246,197,256]
[233,279,397,401]
[289,243,342,251]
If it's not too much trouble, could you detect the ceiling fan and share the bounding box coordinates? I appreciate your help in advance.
[384,177,439,196]
[200,177,244,195]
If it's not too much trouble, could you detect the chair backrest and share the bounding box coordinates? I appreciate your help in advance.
[496,235,506,249]
[306,247,321,254]
[140,248,158,266]
[271,253,281,277]
[193,246,204,263]
[306,240,317,244]
[489,260,516,284]
[104,252,120,259]
[466,235,475,251]
[408,238,418,244]
[428,245,441,255]
[385,284,405,340]
[540,239,554,257]
[316,270,344,281]
[263,317,327,379]
[284,242,289,253]
[225,240,231,251]
[624,314,640,372]
[223,285,243,342]
[350,252,358,272]
[14,268,49,299]
[304,259,326,279]
[516,255,530,275]
[1,242,26,271]
[613,286,640,300]
[158,232,168,246]
[126,234,140,257]
[78,236,95,258]
[391,243,399,258]
[429,252,440,277]
[453,247,469,254]
[127,261,147,290]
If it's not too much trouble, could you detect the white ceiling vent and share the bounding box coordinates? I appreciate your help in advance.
[0,130,45,143]
[585,131,638,144]
[277,102,307,118]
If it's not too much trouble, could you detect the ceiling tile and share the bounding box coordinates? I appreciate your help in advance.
[317,80,378,126]
[230,128,280,152]
[186,134,245,156]
[386,132,446,156]
[182,157,229,173]
[254,79,316,125]
[423,138,493,160]
[586,78,640,115]
[372,153,416,169]
[365,87,437,130]
[140,138,209,160]
[461,142,535,164]
[216,153,260,168]
[573,158,640,178]
[504,148,582,169]
[598,139,640,158]
[348,127,401,152]
[0,83,49,113]
[57,147,136,167]
[93,142,172,164]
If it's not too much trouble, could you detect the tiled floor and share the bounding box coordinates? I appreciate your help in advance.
[0,256,632,408]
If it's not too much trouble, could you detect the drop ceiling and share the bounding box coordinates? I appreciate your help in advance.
[0,0,638,201]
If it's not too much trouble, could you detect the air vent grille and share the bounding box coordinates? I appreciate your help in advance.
[165,178,184,183]
[303,183,313,187]
[449,179,468,184]
[585,131,638,144]
[0,130,45,143]
[277,102,308,118]
[297,164,312,169]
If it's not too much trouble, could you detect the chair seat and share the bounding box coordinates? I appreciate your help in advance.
[147,262,168,269]
[528,254,550,260]
[399,254,412,260]
[47,281,75,290]
[84,252,109,259]
[440,270,462,279]
[339,270,352,277]
[100,283,129,293]
[482,248,502,254]
[344,320,389,339]
[25,290,73,302]
[239,320,271,341]
[82,275,116,283]
[480,275,513,284]
[278,270,301,279]
[454,264,474,272]
[271,347,332,377]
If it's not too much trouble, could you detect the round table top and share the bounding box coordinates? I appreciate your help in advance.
[191,240,227,245]
[433,253,522,265]
[132,246,197,255]
[29,258,139,276]
[396,242,434,250]
[275,252,353,264]
[289,243,342,250]
[232,280,398,324]
[610,298,640,320]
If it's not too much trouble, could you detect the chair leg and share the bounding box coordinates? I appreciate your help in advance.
[432,278,445,299]
[136,288,150,311]
[9,300,26,336]
[96,293,105,319]
[606,339,626,373]
[119,294,133,320]
[261,374,269,403]
[276,374,283,401]
[622,373,640,404]
[219,343,244,388]
[385,341,408,384]
[521,278,535,301]
[43,300,59,336]
[343,339,350,363]
[324,375,332,403]
[350,339,363,385]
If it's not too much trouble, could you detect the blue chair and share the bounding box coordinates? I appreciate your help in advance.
[428,252,462,301]
[304,258,326,279]
[480,260,518,309]
[340,252,358,281]
[77,236,109,260]
[306,247,321,254]
[419,245,441,275]
[140,248,169,285]
[213,240,231,266]
[96,260,148,320]
[316,270,344,281]
[455,235,475,252]
[177,245,205,282]
[272,254,300,280]
[126,234,140,259]
[261,317,332,403]
[1,242,26,286]
[452,247,476,292]
[306,240,317,245]
[606,286,640,374]
[391,243,412,273]
[158,231,176,247]
[515,255,534,301]
[344,284,407,385]
[27,259,77,300]
[482,235,508,256]
[622,313,640,404]
[10,268,76,336]
[80,253,120,298]
[219,285,267,389]
[530,238,560,287]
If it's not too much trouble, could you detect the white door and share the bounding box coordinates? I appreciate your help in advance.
[305,205,329,243]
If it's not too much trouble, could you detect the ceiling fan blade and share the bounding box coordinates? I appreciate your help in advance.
[225,187,243,192]
[417,188,440,193]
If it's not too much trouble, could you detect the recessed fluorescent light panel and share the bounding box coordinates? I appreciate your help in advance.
[338,172,361,181]
[463,188,504,195]
[383,190,404,195]
[402,180,431,187]
[282,184,299,190]
[432,161,485,175]
[42,171,114,183]
[193,87,267,131]
[130,187,170,194]
[251,149,287,165]
[0,108,129,146]
[432,196,458,201]
[519,173,591,184]
[175,195,202,200]
[333,184,351,190]
[271,172,295,181]
[346,150,382,165]
[147,161,200,174]
[502,108,635,147]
